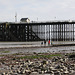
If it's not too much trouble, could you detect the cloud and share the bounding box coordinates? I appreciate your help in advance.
[0,0,75,22]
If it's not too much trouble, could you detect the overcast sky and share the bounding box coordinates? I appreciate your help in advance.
[0,0,75,22]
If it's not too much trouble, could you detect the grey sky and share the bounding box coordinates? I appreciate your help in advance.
[0,0,75,22]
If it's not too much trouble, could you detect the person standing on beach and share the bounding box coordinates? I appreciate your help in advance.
[44,40,46,45]
[48,40,50,45]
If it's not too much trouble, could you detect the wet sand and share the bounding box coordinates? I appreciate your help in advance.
[0,45,75,55]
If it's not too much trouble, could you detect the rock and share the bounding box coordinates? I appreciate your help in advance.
[44,70,47,73]
[60,58,64,63]
[34,65,40,69]
[30,72,38,75]
[29,62,33,65]
[28,64,33,67]
[51,69,57,72]
[55,65,61,69]
[70,64,75,67]
[34,69,41,72]
[50,66,54,70]
[26,60,30,63]
[22,69,25,74]
[50,71,54,74]
[42,60,46,64]
[64,70,69,74]
[46,61,49,64]
[59,69,63,72]
[30,68,35,72]
[64,58,68,62]
[25,70,31,74]
[15,61,18,64]
[52,57,58,62]
[17,69,21,74]
[2,72,6,75]
[11,73,18,75]
[69,54,75,58]
[61,65,66,69]
[63,67,68,71]
[69,70,75,73]
[43,64,46,67]
[39,71,44,74]
[45,70,51,74]
[54,71,61,75]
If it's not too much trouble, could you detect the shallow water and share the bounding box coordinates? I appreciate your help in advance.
[0,42,75,55]
[0,46,75,55]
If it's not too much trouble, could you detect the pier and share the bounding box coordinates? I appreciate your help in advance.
[0,21,75,41]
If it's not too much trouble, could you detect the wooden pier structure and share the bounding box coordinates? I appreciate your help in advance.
[0,21,75,41]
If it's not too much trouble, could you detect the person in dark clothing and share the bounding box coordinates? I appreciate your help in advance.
[41,42,43,45]
[44,40,46,45]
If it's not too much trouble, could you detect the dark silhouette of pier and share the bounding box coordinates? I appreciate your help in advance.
[0,21,75,41]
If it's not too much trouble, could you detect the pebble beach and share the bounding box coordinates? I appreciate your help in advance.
[0,51,75,75]
[0,42,75,75]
